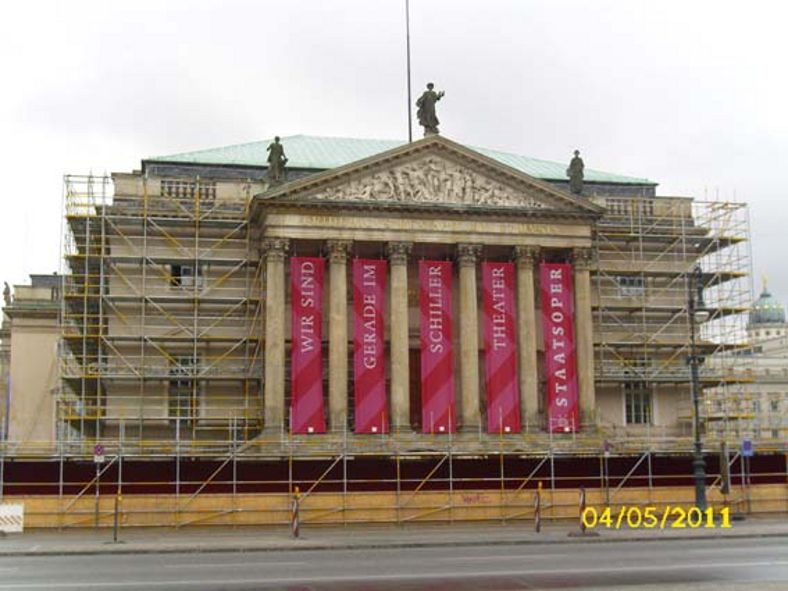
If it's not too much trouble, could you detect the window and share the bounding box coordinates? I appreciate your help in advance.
[617,276,645,297]
[625,382,652,424]
[753,400,761,413]
[170,263,204,289]
[770,399,780,412]
[168,356,200,426]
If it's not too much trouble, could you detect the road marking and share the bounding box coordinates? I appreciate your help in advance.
[163,561,306,569]
[438,553,569,561]
[1,560,787,589]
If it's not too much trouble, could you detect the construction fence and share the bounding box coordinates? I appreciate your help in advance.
[0,448,784,529]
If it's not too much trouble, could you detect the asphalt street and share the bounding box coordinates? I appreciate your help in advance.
[0,536,785,590]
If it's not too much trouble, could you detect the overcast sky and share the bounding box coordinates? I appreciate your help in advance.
[1,0,786,304]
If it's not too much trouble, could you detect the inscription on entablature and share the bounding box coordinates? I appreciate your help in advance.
[265,213,589,238]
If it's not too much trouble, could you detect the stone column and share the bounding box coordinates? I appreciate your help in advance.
[327,240,352,433]
[573,247,596,427]
[262,238,289,432]
[387,242,412,432]
[458,244,482,431]
[514,246,540,429]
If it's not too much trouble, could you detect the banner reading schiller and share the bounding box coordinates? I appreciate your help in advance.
[482,262,521,434]
[419,260,456,433]
[540,263,580,433]
[290,257,326,434]
[352,259,388,434]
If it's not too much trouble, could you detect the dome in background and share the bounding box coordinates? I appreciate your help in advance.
[749,286,786,326]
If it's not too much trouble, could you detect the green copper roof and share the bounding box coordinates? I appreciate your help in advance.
[148,135,656,185]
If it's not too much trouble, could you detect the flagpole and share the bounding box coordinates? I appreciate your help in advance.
[405,0,413,143]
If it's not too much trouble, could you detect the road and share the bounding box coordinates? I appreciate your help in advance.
[0,537,786,590]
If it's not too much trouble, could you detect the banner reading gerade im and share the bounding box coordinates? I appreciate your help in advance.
[352,259,388,434]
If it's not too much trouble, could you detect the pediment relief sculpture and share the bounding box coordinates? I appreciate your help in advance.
[304,155,560,209]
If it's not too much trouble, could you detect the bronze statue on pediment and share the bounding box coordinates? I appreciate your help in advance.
[416,83,445,136]
[266,136,288,184]
[567,149,584,195]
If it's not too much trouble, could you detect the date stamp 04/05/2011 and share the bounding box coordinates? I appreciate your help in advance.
[582,506,733,530]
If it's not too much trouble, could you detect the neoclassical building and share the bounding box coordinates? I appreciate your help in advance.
[4,133,751,454]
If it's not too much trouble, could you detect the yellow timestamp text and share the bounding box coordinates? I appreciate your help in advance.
[581,506,732,529]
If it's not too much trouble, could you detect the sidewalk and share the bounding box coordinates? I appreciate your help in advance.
[1,517,786,557]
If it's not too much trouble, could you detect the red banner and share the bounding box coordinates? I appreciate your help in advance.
[482,262,521,434]
[290,257,326,434]
[419,261,456,433]
[352,259,388,434]
[540,263,579,433]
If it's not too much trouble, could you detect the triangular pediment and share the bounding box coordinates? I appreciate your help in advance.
[258,135,602,215]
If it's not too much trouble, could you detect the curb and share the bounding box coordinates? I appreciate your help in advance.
[1,530,786,557]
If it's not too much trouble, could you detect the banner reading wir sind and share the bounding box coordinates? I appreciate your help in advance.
[419,260,456,433]
[352,259,388,434]
[540,262,579,433]
[290,257,326,434]
[482,262,521,434]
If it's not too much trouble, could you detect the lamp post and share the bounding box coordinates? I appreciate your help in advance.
[688,264,709,510]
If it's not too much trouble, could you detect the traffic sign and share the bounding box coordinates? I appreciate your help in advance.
[742,438,753,457]
[94,443,105,464]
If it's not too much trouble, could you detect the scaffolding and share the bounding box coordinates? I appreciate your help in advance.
[59,174,264,450]
[52,171,780,460]
[590,194,755,443]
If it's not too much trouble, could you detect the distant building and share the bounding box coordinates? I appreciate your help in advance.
[706,283,787,444]
[0,274,60,445]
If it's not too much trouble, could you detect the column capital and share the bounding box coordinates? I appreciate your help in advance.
[457,243,483,268]
[513,245,540,269]
[326,239,352,263]
[572,247,594,270]
[386,241,413,265]
[261,238,290,262]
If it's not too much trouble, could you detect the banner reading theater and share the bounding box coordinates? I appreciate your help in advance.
[482,262,521,433]
[540,263,579,433]
[290,257,326,434]
[419,260,456,433]
[352,259,388,434]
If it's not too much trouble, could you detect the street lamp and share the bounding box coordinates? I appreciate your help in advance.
[688,264,709,510]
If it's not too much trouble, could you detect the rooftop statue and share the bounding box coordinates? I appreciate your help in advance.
[3,282,10,307]
[566,149,584,195]
[266,136,288,184]
[416,82,445,136]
